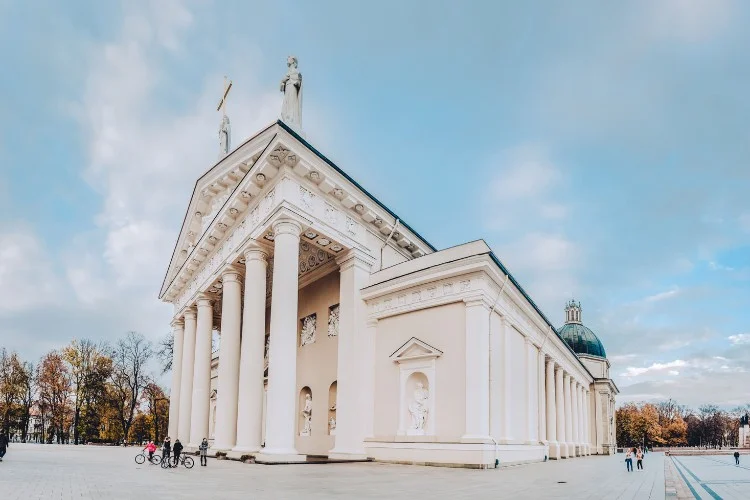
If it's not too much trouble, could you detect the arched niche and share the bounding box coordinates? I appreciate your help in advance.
[328,381,337,436]
[390,337,442,437]
[298,386,312,436]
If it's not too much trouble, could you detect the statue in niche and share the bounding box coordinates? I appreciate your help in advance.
[280,56,302,129]
[328,416,336,435]
[300,314,316,346]
[301,394,312,436]
[328,305,339,337]
[408,382,429,435]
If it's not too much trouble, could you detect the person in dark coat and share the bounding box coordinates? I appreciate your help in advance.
[162,437,172,467]
[199,438,209,466]
[735,451,741,465]
[0,432,8,462]
[172,439,184,467]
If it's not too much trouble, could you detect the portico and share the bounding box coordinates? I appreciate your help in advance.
[160,57,617,468]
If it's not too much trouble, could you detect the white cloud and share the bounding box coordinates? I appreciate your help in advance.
[709,260,735,272]
[646,0,735,43]
[622,359,687,377]
[0,227,62,314]
[728,333,750,345]
[643,286,681,303]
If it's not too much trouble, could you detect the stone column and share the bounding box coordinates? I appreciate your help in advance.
[189,294,214,447]
[178,307,197,443]
[563,372,572,458]
[213,267,243,451]
[167,318,185,440]
[232,246,268,454]
[329,249,374,459]
[463,299,491,440]
[578,385,585,455]
[537,349,546,444]
[259,218,303,459]
[585,389,591,455]
[570,378,579,456]
[555,366,566,458]
[500,317,514,442]
[546,360,559,459]
[525,339,538,444]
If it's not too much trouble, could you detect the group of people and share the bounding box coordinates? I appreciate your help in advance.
[624,447,646,471]
[143,437,210,467]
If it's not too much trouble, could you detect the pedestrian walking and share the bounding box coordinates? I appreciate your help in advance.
[625,448,633,472]
[199,438,209,466]
[735,451,740,465]
[162,437,172,468]
[0,432,8,462]
[636,448,644,470]
[173,439,184,467]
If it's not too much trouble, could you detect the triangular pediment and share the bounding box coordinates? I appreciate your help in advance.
[390,337,443,363]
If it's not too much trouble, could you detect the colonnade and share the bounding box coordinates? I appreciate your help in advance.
[543,357,591,458]
[166,218,371,459]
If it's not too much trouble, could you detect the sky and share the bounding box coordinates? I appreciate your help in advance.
[0,0,748,408]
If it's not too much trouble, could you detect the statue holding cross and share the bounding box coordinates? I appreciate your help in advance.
[217,76,232,158]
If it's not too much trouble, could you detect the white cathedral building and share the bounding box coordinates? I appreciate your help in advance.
[161,58,618,468]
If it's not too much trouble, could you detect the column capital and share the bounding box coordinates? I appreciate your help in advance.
[463,296,491,310]
[271,218,302,237]
[366,318,379,328]
[242,244,268,263]
[183,306,197,320]
[171,317,185,329]
[221,265,243,283]
[336,248,375,271]
[196,293,215,308]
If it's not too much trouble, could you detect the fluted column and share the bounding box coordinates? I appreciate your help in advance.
[260,218,303,459]
[546,360,558,459]
[167,318,185,440]
[189,294,214,447]
[555,366,566,458]
[178,307,197,443]
[213,267,243,451]
[525,339,538,444]
[329,249,374,458]
[537,349,546,444]
[463,299,491,439]
[233,246,268,454]
[563,372,572,457]
[571,378,579,456]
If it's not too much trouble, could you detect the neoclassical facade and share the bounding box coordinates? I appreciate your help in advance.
[161,63,617,467]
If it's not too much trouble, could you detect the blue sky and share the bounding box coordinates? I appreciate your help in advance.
[0,0,748,407]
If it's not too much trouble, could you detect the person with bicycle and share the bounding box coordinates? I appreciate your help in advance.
[172,438,184,467]
[162,437,172,468]
[143,440,157,463]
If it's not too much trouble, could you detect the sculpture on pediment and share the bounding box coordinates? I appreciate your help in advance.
[280,56,302,130]
[301,394,312,436]
[408,382,429,435]
[219,114,231,157]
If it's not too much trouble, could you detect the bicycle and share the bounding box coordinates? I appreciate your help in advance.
[161,453,194,469]
[135,451,162,465]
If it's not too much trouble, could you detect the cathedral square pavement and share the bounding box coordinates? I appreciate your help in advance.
[1,443,674,499]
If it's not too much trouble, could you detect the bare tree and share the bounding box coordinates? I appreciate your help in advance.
[155,333,173,375]
[18,361,35,442]
[111,332,153,443]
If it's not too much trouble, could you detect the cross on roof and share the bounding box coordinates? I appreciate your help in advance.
[217,76,232,116]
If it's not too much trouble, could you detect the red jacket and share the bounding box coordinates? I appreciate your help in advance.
[144,442,157,452]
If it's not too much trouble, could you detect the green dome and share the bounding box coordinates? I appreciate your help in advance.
[558,322,607,359]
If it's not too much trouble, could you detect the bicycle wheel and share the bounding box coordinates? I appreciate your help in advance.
[161,457,169,468]
[183,456,194,469]
[152,454,162,465]
[135,453,145,464]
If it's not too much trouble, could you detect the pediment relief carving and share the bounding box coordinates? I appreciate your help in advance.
[390,337,443,363]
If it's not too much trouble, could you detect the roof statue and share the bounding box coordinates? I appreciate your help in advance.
[217,76,232,158]
[280,56,303,132]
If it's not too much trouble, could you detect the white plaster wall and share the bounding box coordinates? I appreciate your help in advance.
[294,270,340,455]
[366,230,409,272]
[373,303,466,440]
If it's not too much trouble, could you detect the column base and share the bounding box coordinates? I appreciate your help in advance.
[212,442,235,453]
[547,441,561,460]
[254,452,307,464]
[328,450,369,461]
[226,447,260,460]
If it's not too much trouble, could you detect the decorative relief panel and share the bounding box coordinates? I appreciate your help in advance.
[300,313,317,346]
[324,203,339,227]
[370,278,472,315]
[298,241,334,275]
[328,304,339,337]
[300,186,315,211]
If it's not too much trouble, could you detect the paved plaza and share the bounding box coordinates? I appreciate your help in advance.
[671,454,750,499]
[1,443,668,499]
